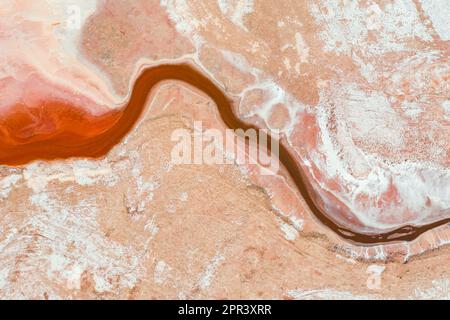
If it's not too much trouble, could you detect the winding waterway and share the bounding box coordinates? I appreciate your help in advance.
[1,64,448,244]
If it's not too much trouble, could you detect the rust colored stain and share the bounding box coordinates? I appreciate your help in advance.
[0,101,121,159]
[0,64,448,244]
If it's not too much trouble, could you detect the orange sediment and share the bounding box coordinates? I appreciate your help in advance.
[0,101,121,162]
[0,64,448,244]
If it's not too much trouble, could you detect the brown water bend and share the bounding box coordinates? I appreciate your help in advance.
[1,64,448,245]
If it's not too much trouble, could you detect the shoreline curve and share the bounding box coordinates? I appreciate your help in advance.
[0,63,448,245]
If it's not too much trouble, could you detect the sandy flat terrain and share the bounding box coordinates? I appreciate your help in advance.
[0,0,448,299]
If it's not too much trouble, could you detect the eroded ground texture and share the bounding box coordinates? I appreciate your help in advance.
[0,0,449,299]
